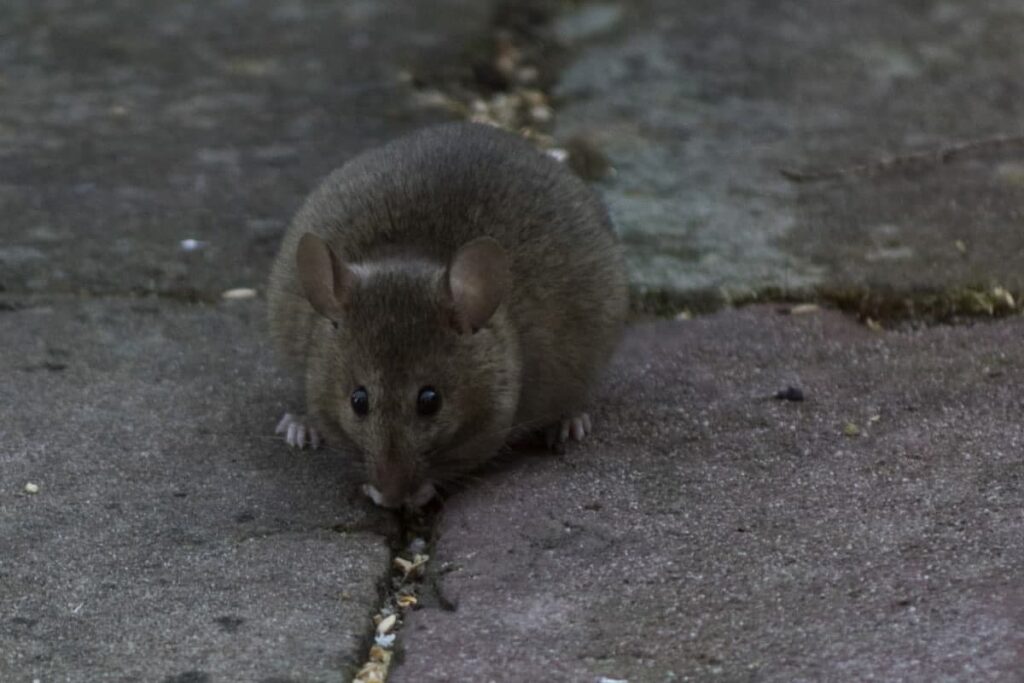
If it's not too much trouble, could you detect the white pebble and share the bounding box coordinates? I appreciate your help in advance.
[546,148,569,163]
[24,482,39,494]
[221,287,257,300]
[179,238,205,252]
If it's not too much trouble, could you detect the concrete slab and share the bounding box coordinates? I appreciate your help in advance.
[393,308,1024,681]
[552,0,1024,310]
[0,297,392,681]
[0,0,490,298]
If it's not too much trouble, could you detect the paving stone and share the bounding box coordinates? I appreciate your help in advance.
[393,308,1024,682]
[552,0,1024,307]
[0,0,490,298]
[0,297,392,681]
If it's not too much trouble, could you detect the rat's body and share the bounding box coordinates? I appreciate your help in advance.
[267,123,628,508]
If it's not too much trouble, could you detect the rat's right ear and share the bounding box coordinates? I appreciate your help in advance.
[446,237,509,334]
[296,233,355,319]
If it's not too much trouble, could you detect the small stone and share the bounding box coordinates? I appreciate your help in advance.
[773,386,804,402]
[545,148,569,163]
[24,482,39,494]
[529,104,553,123]
[374,632,396,648]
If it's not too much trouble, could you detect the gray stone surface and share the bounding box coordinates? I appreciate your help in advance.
[552,0,1024,307]
[0,0,489,298]
[393,309,1024,682]
[0,298,393,681]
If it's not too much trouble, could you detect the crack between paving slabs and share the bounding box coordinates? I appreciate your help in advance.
[351,503,447,683]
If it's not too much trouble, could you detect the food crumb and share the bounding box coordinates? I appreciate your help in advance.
[221,287,257,300]
[24,482,39,494]
[789,303,820,315]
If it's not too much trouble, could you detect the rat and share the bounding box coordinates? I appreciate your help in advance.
[267,122,628,509]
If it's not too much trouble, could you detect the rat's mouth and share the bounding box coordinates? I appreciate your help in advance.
[362,481,437,510]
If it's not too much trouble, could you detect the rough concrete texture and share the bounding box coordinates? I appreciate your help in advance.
[393,309,1024,682]
[0,0,489,298]
[0,298,393,681]
[552,0,1024,306]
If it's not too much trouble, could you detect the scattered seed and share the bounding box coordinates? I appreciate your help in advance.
[992,286,1015,309]
[376,614,397,635]
[789,303,820,315]
[865,317,883,332]
[954,239,967,255]
[843,423,861,437]
[397,594,418,608]
[369,645,392,664]
[221,288,257,300]
[24,482,39,494]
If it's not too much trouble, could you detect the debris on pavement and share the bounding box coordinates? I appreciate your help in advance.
[221,288,257,300]
[24,482,39,494]
[773,386,805,402]
[354,533,431,682]
[788,303,821,315]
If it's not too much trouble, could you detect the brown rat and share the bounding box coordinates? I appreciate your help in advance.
[267,122,628,508]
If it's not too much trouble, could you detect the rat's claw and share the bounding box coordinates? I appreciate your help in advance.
[275,413,294,435]
[275,412,322,450]
[546,412,594,452]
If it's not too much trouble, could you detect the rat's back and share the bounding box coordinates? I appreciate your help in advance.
[268,123,628,428]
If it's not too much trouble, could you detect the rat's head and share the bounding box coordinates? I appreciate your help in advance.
[296,233,520,509]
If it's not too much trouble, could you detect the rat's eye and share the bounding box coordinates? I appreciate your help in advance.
[351,386,369,416]
[417,386,442,416]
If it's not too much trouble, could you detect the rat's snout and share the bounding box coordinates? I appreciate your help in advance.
[363,457,436,510]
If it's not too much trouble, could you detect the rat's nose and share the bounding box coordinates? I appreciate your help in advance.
[407,481,436,508]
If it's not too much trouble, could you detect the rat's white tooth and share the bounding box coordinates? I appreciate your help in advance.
[287,423,299,447]
[559,420,570,443]
[408,482,436,507]
[309,429,321,449]
[296,424,307,449]
[582,413,592,433]
[571,419,584,441]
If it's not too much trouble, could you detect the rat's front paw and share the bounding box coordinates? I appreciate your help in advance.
[545,412,592,451]
[274,412,322,450]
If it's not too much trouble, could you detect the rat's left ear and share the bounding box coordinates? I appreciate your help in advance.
[446,237,509,334]
[296,233,355,320]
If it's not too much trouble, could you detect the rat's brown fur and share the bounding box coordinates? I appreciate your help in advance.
[267,123,628,506]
